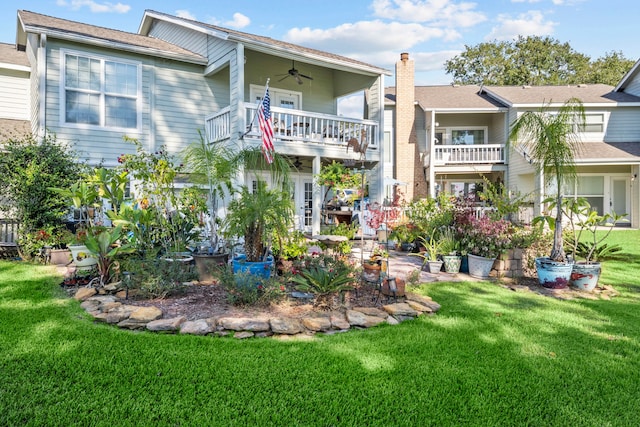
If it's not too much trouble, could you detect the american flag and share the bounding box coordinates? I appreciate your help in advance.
[258,86,275,164]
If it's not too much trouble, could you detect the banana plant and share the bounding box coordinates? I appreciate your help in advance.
[84,225,135,286]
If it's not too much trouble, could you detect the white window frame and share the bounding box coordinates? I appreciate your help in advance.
[59,49,142,131]
[436,126,488,145]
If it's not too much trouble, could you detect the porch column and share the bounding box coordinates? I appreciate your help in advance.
[312,155,322,235]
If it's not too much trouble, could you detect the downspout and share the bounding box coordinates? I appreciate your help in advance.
[37,33,46,140]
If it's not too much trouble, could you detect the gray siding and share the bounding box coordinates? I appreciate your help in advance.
[149,20,208,57]
[43,40,214,165]
[623,74,640,97]
[605,107,640,142]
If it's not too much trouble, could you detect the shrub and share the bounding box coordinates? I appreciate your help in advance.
[120,255,197,299]
[0,134,83,258]
[455,211,513,258]
[218,267,285,307]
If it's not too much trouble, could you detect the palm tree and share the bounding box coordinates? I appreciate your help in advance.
[509,97,586,262]
[224,178,294,262]
[182,133,292,252]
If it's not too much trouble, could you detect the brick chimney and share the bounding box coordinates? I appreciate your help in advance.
[394,53,426,200]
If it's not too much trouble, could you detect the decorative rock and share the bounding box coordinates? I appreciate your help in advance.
[100,301,123,312]
[383,303,419,317]
[180,319,214,335]
[270,317,304,335]
[74,287,97,301]
[330,314,351,330]
[386,316,400,325]
[147,316,186,332]
[406,300,432,314]
[346,310,367,326]
[80,299,100,312]
[405,293,441,312]
[352,307,388,318]
[255,331,274,338]
[302,317,332,331]
[103,282,120,292]
[87,295,117,304]
[234,331,254,339]
[129,306,163,322]
[219,317,270,332]
[362,315,386,327]
[116,319,148,330]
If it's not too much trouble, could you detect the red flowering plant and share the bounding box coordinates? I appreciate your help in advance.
[454,210,513,259]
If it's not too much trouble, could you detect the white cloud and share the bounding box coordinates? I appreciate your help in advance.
[175,10,197,21]
[56,0,130,13]
[370,0,487,28]
[286,20,456,58]
[484,10,556,41]
[223,13,250,29]
[338,93,364,119]
[206,12,251,29]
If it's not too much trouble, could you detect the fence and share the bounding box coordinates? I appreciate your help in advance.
[0,219,19,258]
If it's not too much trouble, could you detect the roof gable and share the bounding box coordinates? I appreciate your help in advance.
[139,10,391,76]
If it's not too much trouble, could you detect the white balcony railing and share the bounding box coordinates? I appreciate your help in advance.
[205,103,379,151]
[433,144,505,165]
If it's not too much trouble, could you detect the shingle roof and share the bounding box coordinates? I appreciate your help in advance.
[143,10,390,75]
[18,10,205,64]
[576,142,640,162]
[0,118,30,139]
[482,84,640,105]
[0,42,29,68]
[385,85,507,109]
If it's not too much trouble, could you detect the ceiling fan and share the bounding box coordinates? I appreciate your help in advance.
[279,61,313,85]
[293,156,303,168]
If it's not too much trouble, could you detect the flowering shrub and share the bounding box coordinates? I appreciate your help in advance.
[455,211,513,259]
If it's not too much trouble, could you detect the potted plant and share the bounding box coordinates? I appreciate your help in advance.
[563,197,626,291]
[410,232,443,274]
[389,223,417,251]
[224,178,294,279]
[439,227,461,274]
[509,98,586,288]
[455,211,512,279]
[181,132,237,280]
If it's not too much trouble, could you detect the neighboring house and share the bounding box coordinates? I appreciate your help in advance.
[1,10,390,234]
[0,42,31,140]
[385,53,640,228]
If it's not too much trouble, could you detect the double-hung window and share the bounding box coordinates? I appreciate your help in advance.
[62,50,140,130]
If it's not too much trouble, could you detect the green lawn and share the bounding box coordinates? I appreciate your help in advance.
[1,230,640,426]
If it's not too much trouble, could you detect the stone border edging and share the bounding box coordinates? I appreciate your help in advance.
[73,287,441,339]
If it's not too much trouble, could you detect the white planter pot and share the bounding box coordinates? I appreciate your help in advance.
[468,254,495,279]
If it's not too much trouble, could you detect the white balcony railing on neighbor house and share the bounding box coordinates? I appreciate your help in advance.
[433,144,505,165]
[205,103,379,150]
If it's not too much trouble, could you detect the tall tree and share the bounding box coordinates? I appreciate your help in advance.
[587,50,635,86]
[445,36,632,86]
[508,98,586,262]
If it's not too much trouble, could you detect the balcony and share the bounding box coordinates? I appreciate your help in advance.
[205,103,379,152]
[432,144,505,165]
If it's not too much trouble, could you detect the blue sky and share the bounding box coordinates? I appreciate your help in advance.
[3,1,639,86]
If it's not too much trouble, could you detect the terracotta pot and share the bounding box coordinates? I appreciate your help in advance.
[362,262,381,283]
[381,277,405,297]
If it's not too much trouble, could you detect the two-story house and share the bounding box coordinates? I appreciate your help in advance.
[385,53,640,228]
[1,10,391,234]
